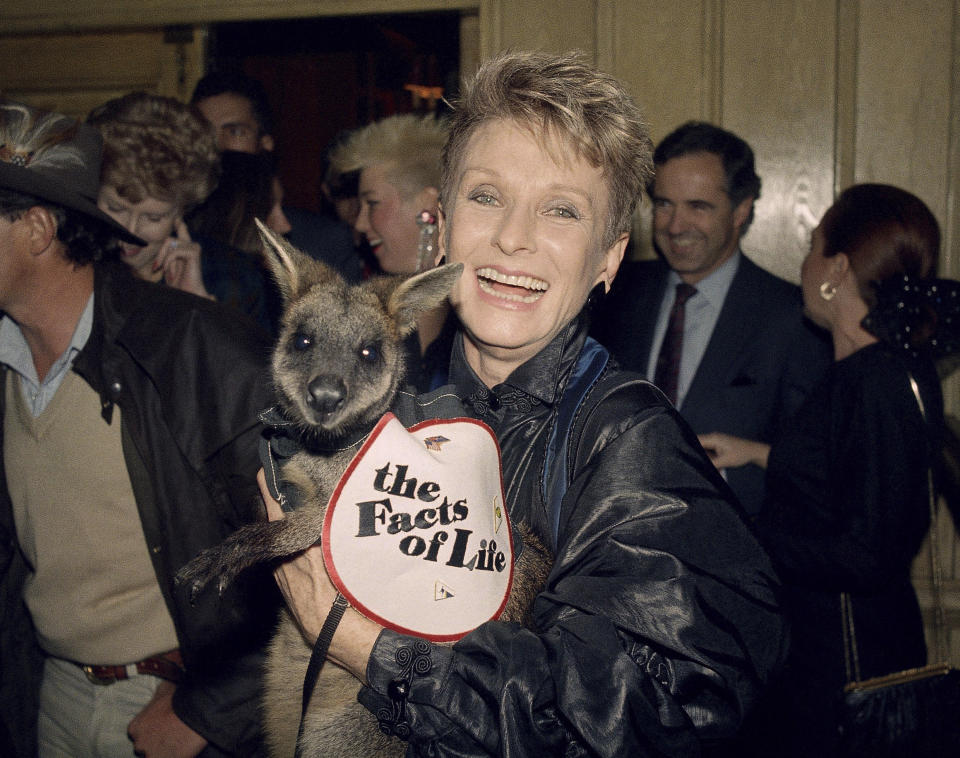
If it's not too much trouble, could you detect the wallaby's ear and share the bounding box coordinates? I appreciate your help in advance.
[387,262,464,336]
[256,218,337,301]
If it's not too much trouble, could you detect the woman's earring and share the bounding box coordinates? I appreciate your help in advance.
[586,281,607,310]
[416,210,438,272]
[819,282,837,301]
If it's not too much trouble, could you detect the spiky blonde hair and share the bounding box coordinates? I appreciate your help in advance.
[328,113,448,198]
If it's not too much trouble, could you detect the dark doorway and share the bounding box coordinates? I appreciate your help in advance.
[205,14,461,213]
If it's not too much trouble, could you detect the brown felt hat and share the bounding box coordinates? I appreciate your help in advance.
[0,100,144,245]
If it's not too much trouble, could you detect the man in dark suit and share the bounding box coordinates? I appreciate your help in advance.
[592,121,830,517]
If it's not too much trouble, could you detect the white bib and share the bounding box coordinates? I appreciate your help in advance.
[323,413,513,641]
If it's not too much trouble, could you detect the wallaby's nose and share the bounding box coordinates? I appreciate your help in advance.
[306,376,346,414]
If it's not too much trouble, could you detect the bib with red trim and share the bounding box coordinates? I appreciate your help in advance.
[322,413,512,642]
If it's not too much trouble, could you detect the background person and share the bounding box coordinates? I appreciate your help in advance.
[88,92,217,297]
[190,69,275,154]
[0,99,279,758]
[261,50,786,756]
[88,91,271,329]
[328,113,454,391]
[187,149,293,334]
[188,150,292,254]
[698,183,960,756]
[591,121,831,517]
[191,70,361,282]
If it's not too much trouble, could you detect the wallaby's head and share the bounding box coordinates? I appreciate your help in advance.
[256,220,462,442]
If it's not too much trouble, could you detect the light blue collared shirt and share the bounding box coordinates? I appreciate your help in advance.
[646,252,740,409]
[0,294,95,416]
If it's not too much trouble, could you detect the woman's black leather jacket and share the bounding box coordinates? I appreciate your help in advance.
[359,315,787,757]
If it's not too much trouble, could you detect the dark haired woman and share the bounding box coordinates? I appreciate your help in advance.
[699,183,960,756]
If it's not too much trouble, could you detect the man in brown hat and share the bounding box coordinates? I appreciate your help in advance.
[0,100,278,757]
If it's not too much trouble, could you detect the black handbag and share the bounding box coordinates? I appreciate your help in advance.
[839,658,960,757]
[838,374,960,757]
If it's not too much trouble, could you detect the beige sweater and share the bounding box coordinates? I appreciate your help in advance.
[5,370,178,664]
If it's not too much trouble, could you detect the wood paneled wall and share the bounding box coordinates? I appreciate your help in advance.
[1,0,959,658]
[0,28,204,118]
[1,1,956,286]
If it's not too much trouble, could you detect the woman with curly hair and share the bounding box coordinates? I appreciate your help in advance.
[88,92,269,327]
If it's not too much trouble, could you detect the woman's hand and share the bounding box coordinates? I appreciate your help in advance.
[154,221,214,300]
[258,470,337,642]
[697,432,771,470]
[257,470,381,680]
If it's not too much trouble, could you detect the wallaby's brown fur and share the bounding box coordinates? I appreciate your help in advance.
[176,222,552,757]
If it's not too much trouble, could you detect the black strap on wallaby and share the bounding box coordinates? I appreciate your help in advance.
[542,337,610,549]
[294,592,349,758]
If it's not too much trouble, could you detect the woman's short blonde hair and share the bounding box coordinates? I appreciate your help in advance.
[328,113,448,198]
[87,92,219,210]
[441,50,654,248]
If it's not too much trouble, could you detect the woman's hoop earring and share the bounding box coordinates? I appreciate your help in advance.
[820,282,837,301]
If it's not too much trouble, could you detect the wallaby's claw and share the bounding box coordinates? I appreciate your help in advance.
[175,549,227,604]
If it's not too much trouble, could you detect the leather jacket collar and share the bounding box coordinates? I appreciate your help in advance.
[449,313,590,423]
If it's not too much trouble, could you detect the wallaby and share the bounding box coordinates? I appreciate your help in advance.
[177,222,551,757]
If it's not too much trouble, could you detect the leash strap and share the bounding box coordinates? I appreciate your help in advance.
[294,592,349,758]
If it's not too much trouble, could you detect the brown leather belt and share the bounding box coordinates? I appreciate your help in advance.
[79,649,184,685]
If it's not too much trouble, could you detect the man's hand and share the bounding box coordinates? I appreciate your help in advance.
[127,680,207,758]
[697,432,771,470]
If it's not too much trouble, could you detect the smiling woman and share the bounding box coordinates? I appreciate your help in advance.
[328,114,453,391]
[440,118,623,385]
[263,49,789,757]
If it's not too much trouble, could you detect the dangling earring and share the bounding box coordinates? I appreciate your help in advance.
[415,210,438,272]
[820,282,837,301]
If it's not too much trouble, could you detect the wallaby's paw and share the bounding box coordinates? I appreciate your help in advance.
[174,546,239,603]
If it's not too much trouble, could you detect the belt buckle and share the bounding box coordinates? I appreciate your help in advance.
[82,664,116,685]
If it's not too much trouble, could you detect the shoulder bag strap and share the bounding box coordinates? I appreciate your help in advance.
[909,373,949,662]
[842,371,947,685]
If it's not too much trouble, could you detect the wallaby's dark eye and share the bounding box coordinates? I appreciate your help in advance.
[293,332,312,351]
[359,343,380,363]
